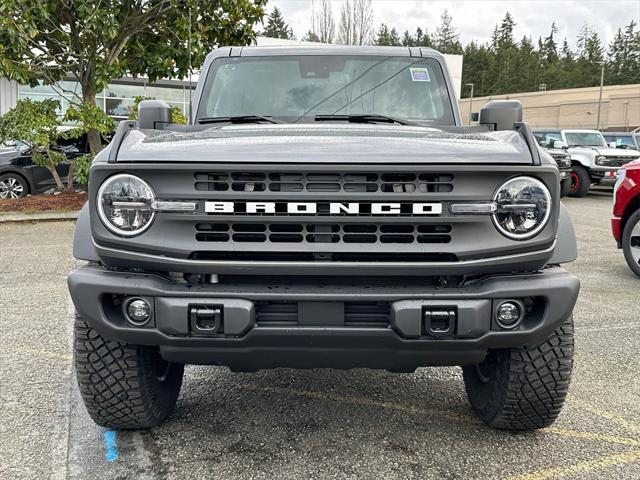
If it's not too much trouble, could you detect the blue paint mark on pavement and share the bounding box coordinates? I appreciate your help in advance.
[103,430,118,462]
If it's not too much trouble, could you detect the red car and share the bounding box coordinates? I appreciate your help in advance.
[613,160,640,276]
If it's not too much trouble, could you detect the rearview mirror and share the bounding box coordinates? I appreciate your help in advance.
[609,141,618,148]
[553,140,567,149]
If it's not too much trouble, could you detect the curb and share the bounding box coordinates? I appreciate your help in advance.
[0,211,80,223]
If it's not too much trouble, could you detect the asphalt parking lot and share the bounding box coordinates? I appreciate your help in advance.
[1,191,639,479]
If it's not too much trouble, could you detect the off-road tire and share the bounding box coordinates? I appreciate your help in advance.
[568,166,590,198]
[462,315,574,431]
[75,314,184,429]
[560,178,571,198]
[622,209,640,278]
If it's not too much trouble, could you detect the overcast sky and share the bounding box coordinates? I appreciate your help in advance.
[269,0,640,49]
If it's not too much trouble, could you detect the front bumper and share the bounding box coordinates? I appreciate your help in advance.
[68,265,579,371]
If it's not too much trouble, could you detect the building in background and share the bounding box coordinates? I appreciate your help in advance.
[459,84,640,131]
[0,37,463,120]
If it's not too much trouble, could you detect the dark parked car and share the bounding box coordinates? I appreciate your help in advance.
[0,133,90,199]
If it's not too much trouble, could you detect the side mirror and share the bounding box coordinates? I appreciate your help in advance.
[137,100,172,129]
[553,140,567,149]
[479,100,523,131]
[609,141,618,148]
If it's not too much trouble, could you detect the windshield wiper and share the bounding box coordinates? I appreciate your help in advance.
[313,114,418,126]
[198,115,286,125]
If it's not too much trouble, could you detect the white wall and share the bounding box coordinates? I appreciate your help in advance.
[0,78,19,115]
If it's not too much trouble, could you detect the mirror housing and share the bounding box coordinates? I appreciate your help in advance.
[553,140,567,149]
[137,100,172,129]
[479,100,523,131]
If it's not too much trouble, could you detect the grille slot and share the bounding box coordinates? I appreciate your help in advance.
[195,223,452,244]
[255,301,390,327]
[195,171,454,193]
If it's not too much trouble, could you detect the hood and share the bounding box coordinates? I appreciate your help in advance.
[0,149,21,164]
[568,145,640,157]
[114,124,534,164]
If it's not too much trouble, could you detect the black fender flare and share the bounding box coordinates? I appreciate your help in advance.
[548,203,577,264]
[73,202,100,261]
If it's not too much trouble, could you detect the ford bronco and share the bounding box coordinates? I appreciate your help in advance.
[68,46,580,431]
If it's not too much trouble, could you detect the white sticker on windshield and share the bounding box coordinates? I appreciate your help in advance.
[410,67,430,82]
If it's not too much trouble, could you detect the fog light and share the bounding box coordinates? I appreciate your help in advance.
[496,301,522,329]
[125,298,151,325]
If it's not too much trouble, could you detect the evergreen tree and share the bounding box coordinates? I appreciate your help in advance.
[262,7,294,39]
[401,30,415,47]
[433,10,462,54]
[374,23,392,45]
[389,27,401,46]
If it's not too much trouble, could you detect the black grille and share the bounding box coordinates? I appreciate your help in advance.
[195,223,451,244]
[601,156,639,168]
[255,301,390,327]
[195,171,454,193]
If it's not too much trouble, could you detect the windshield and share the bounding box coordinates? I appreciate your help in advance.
[564,132,606,147]
[604,135,636,148]
[197,55,455,125]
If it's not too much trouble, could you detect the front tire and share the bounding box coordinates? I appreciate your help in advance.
[622,210,640,278]
[568,166,590,197]
[0,172,28,199]
[463,316,574,430]
[560,178,571,198]
[75,314,184,429]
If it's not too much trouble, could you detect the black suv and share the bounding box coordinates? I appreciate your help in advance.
[68,47,580,431]
[0,132,90,198]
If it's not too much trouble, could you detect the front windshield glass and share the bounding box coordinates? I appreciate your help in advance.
[605,135,635,148]
[197,55,455,125]
[564,132,606,147]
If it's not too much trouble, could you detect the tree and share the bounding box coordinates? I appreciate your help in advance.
[0,98,65,190]
[401,30,415,47]
[262,7,294,39]
[310,0,335,44]
[433,10,462,54]
[302,30,322,42]
[0,1,267,154]
[63,102,115,190]
[337,0,374,45]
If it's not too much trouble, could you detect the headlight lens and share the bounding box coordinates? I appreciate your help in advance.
[596,155,607,165]
[97,174,155,236]
[493,176,551,240]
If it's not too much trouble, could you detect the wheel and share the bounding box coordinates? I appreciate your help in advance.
[568,166,590,197]
[462,316,574,431]
[622,209,640,278]
[74,314,184,429]
[0,173,28,199]
[560,178,571,198]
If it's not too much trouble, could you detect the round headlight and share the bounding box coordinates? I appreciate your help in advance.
[97,174,155,236]
[492,176,551,240]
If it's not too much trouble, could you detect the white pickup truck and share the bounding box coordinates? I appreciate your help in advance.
[534,129,640,197]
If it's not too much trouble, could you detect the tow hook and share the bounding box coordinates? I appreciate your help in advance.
[190,306,223,335]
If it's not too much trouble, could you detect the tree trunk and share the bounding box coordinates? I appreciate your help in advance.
[47,165,65,191]
[67,162,75,191]
[81,86,103,155]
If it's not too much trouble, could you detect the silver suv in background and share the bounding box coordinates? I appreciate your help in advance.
[534,129,640,197]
